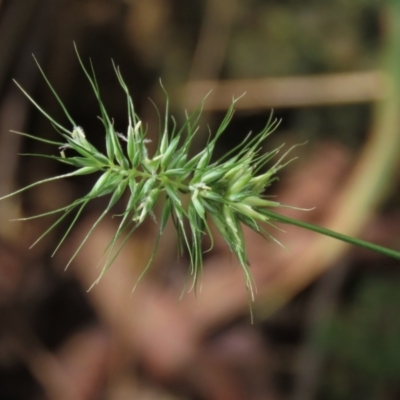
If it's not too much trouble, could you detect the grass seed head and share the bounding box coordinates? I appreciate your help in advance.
[3,50,295,300]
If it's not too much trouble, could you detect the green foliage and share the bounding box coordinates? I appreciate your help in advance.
[317,277,400,399]
[228,0,380,78]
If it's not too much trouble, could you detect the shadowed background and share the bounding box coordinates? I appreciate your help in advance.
[1,1,400,399]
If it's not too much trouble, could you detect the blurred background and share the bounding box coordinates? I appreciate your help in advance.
[1,0,400,399]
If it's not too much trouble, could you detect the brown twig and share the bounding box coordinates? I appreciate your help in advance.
[183,71,385,110]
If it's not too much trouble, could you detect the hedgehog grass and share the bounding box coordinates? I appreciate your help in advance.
[2,47,400,308]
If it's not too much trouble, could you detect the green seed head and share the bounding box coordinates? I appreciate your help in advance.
[2,48,297,302]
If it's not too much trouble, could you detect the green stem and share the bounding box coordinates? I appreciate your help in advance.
[261,209,400,260]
